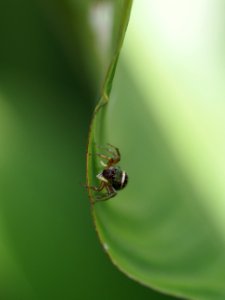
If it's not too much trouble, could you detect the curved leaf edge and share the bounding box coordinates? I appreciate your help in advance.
[92,213,189,300]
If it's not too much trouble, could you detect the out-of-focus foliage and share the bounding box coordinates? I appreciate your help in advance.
[0,0,176,299]
[92,1,225,300]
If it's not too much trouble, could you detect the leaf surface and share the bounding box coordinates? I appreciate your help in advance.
[89,1,225,300]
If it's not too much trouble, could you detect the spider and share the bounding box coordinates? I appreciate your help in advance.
[87,143,128,203]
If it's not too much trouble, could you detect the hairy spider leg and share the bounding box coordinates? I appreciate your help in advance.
[96,153,112,166]
[86,173,117,203]
[95,143,121,160]
[105,143,121,166]
[106,143,121,159]
[95,185,117,202]
[95,152,120,168]
[85,171,109,190]
[85,180,105,192]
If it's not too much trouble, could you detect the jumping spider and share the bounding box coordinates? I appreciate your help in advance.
[87,143,128,203]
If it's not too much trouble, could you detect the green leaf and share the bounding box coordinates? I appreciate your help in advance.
[0,1,190,300]
[87,0,133,203]
[88,1,225,300]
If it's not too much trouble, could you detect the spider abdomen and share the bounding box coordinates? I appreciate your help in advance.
[102,166,128,191]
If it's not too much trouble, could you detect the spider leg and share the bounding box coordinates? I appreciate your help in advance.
[85,171,109,191]
[95,153,112,161]
[95,148,120,167]
[94,185,117,203]
[95,153,115,167]
[95,143,120,158]
[105,143,120,166]
[106,143,121,160]
[85,181,105,192]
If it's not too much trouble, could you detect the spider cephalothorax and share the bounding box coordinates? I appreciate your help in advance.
[87,144,128,203]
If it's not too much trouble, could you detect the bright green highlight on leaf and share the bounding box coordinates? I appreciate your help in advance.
[88,1,225,300]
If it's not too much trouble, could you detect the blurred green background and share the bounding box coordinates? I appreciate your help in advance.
[0,0,177,299]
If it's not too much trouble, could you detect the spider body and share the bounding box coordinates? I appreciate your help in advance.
[102,166,128,190]
[87,144,128,203]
